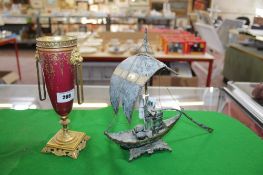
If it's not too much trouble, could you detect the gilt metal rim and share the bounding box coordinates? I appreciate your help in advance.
[36,36,77,49]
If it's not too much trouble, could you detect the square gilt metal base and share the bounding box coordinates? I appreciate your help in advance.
[41,129,90,159]
[129,139,172,161]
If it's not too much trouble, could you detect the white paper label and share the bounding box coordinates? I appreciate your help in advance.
[57,89,74,103]
[139,98,145,119]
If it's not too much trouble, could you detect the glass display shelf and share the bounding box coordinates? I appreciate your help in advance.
[1,84,262,136]
[222,82,263,125]
[0,85,219,111]
[220,81,263,137]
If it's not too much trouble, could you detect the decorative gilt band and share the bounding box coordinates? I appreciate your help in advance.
[36,36,77,49]
[35,47,83,65]
[36,47,75,52]
[113,67,148,86]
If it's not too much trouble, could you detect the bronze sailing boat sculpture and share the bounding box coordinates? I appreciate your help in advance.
[105,29,213,161]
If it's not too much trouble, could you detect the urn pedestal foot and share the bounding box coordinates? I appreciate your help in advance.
[41,129,90,159]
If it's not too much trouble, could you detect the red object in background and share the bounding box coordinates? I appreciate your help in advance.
[160,30,206,54]
[38,50,74,116]
[163,37,188,54]
[186,38,206,54]
[0,36,21,80]
[193,0,210,11]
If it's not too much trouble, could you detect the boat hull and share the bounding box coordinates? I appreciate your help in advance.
[104,116,180,149]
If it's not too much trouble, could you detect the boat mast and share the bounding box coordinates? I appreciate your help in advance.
[143,28,148,98]
[143,28,149,103]
[142,28,152,130]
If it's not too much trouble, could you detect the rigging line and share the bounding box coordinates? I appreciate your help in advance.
[162,107,213,133]
[158,68,166,109]
[165,66,179,75]
[166,87,178,107]
[105,110,118,132]
[166,88,213,133]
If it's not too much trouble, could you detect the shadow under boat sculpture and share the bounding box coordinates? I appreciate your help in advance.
[104,29,213,161]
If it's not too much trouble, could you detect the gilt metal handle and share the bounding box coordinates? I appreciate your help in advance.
[75,63,84,104]
[36,59,46,101]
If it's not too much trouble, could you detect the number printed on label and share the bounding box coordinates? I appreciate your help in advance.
[57,89,74,103]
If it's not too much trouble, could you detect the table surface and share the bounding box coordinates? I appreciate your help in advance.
[81,51,214,61]
[0,106,263,175]
[0,84,263,175]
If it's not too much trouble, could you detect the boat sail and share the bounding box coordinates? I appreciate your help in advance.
[105,29,213,161]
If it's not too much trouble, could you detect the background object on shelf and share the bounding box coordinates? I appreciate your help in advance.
[79,46,97,54]
[129,43,140,54]
[193,0,211,11]
[76,0,89,11]
[108,38,121,47]
[0,15,4,28]
[236,16,250,26]
[162,0,171,15]
[160,30,206,54]
[171,62,198,87]
[57,0,75,9]
[19,23,36,41]
[82,62,118,85]
[252,17,263,29]
[152,62,198,87]
[176,17,190,30]
[152,73,198,87]
[0,71,19,84]
[253,17,263,26]
[66,31,90,43]
[30,0,44,9]
[0,30,12,39]
[207,3,221,23]
[82,36,103,47]
[107,45,127,54]
[82,41,102,47]
[20,3,29,14]
[151,0,191,17]
[195,22,224,53]
[3,0,12,11]
[217,19,243,48]
[171,62,193,78]
[196,10,213,25]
